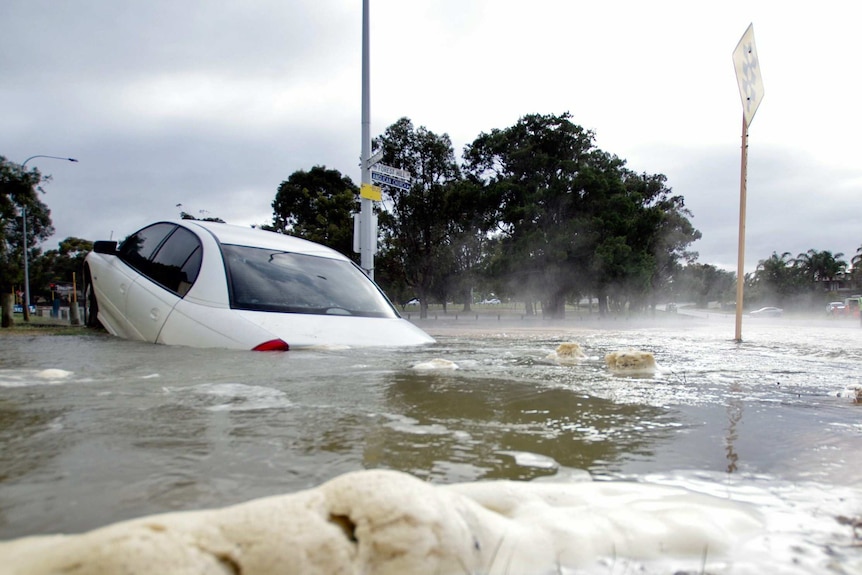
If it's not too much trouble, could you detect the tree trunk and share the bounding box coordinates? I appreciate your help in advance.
[418,289,428,319]
[597,289,609,316]
[1,293,14,328]
[543,292,566,319]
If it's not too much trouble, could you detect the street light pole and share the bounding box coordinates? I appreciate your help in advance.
[359,0,374,279]
[19,155,78,322]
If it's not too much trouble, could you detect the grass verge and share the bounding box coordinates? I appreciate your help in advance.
[1,313,92,336]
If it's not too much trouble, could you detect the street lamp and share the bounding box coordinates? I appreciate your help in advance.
[19,155,78,322]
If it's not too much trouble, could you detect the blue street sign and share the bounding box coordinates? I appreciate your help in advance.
[371,171,411,191]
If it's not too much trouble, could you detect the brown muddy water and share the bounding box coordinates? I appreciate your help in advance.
[1,312,861,573]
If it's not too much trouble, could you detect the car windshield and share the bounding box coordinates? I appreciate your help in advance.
[222,244,399,318]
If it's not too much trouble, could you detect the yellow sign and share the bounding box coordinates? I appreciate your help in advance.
[360,183,382,201]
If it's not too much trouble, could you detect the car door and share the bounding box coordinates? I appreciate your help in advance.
[124,225,203,343]
[90,251,142,339]
[114,223,179,342]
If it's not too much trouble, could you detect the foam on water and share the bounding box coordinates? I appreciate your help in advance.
[632,470,862,574]
[382,413,451,435]
[2,321,861,572]
[412,358,459,370]
[499,450,560,470]
[164,382,294,411]
[7,468,858,574]
[0,368,74,388]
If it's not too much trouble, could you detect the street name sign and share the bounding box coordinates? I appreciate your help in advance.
[371,171,411,191]
[371,163,411,181]
[370,163,411,191]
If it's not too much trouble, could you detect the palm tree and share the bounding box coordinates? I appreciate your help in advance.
[851,245,862,286]
[756,251,794,285]
[794,249,846,289]
[753,251,798,304]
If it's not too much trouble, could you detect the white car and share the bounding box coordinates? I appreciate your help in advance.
[83,220,435,350]
[749,306,783,317]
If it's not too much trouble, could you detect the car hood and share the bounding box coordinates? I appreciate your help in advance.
[234,310,435,349]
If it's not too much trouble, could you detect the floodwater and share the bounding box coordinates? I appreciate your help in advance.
[1,313,861,573]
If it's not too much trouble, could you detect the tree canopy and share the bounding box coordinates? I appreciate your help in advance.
[271,165,359,259]
[0,156,54,293]
[372,118,463,317]
[463,113,701,317]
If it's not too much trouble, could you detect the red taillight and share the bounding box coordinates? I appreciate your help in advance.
[252,339,290,352]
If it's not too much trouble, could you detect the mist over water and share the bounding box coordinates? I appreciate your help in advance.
[1,314,861,572]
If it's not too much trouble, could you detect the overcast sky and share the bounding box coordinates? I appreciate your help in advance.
[2,0,860,273]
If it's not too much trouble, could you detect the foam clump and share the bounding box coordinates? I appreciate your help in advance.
[837,384,862,403]
[412,358,458,370]
[35,369,73,380]
[547,342,586,365]
[1,469,764,575]
[604,350,657,374]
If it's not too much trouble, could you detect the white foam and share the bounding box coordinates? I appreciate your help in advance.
[179,382,293,411]
[0,369,74,388]
[35,368,73,379]
[836,384,862,402]
[412,358,459,370]
[382,413,450,436]
[1,469,787,575]
[499,450,559,470]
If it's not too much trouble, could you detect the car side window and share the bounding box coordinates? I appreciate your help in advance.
[119,223,176,275]
[148,227,203,296]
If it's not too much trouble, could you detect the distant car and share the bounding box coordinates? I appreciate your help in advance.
[480,298,501,304]
[666,302,677,313]
[749,306,783,317]
[83,220,435,350]
[827,302,845,315]
[404,298,420,306]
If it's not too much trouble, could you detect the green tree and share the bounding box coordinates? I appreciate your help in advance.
[617,171,701,311]
[271,166,359,258]
[373,118,462,319]
[675,263,735,308]
[431,177,490,312]
[852,244,862,286]
[793,249,846,289]
[30,237,94,302]
[0,156,54,294]
[464,113,598,318]
[464,112,700,318]
[752,251,800,305]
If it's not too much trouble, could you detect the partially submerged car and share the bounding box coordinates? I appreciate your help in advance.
[83,220,435,350]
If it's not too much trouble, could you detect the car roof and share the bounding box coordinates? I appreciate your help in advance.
[178,220,350,261]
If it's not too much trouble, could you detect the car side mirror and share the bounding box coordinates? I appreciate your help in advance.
[93,240,118,255]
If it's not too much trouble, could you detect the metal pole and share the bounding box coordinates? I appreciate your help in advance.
[22,206,30,321]
[734,115,749,342]
[19,155,78,321]
[359,0,374,279]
